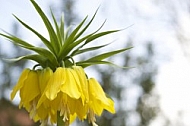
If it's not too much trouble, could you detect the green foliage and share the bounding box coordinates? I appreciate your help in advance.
[0,0,131,71]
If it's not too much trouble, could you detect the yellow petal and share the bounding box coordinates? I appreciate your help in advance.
[88,78,106,100]
[37,105,49,120]
[70,113,77,124]
[88,78,115,115]
[36,93,47,108]
[50,92,65,110]
[67,97,87,120]
[104,98,115,114]
[35,68,53,109]
[61,68,81,99]
[45,67,66,100]
[88,100,104,116]
[73,66,89,104]
[38,67,53,93]
[20,70,40,103]
[49,109,57,124]
[10,68,30,100]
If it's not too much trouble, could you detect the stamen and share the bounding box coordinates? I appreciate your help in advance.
[59,102,70,123]
[92,122,98,126]
[40,119,48,126]
[88,109,98,126]
[29,100,37,119]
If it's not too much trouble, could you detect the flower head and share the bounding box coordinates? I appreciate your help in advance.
[39,66,90,121]
[11,68,52,123]
[11,69,40,110]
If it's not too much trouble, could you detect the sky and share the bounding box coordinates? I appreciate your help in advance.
[1,0,190,126]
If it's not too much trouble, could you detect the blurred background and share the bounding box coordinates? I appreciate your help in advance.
[0,0,190,126]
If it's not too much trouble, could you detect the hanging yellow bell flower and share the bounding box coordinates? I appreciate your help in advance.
[11,69,40,112]
[11,68,54,124]
[87,78,115,126]
[37,66,88,124]
[35,68,54,124]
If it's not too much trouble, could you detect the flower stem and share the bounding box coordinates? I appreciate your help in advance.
[57,111,65,126]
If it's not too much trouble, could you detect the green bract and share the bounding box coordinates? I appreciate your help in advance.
[0,0,132,70]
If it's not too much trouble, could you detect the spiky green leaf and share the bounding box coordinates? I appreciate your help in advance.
[62,21,107,57]
[58,16,88,59]
[30,0,59,55]
[85,30,119,44]
[60,14,65,42]
[0,32,59,66]
[5,54,45,65]
[0,33,34,47]
[50,9,62,50]
[73,8,99,41]
[76,60,131,68]
[13,15,54,53]
[86,47,133,61]
[71,43,111,56]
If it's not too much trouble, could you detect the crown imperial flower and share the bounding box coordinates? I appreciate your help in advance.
[1,0,132,125]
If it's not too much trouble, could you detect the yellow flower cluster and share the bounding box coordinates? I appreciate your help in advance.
[11,66,115,126]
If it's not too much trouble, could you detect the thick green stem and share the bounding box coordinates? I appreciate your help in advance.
[57,111,65,126]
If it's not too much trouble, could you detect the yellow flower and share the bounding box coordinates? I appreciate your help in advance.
[10,69,39,120]
[35,68,53,124]
[10,68,54,124]
[11,68,40,111]
[87,78,115,126]
[11,66,115,126]
[11,68,30,101]
[37,66,88,124]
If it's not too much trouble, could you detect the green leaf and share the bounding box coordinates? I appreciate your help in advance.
[63,20,107,57]
[76,60,131,68]
[13,15,54,53]
[50,9,61,50]
[86,47,133,61]
[30,0,59,55]
[58,16,88,59]
[4,54,47,67]
[85,30,119,44]
[64,16,88,45]
[26,46,59,66]
[0,33,34,48]
[64,25,72,41]
[0,32,59,66]
[3,54,57,70]
[71,42,111,56]
[60,33,92,58]
[60,14,65,42]
[73,8,99,41]
[58,10,112,60]
[76,47,133,68]
[62,21,119,58]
